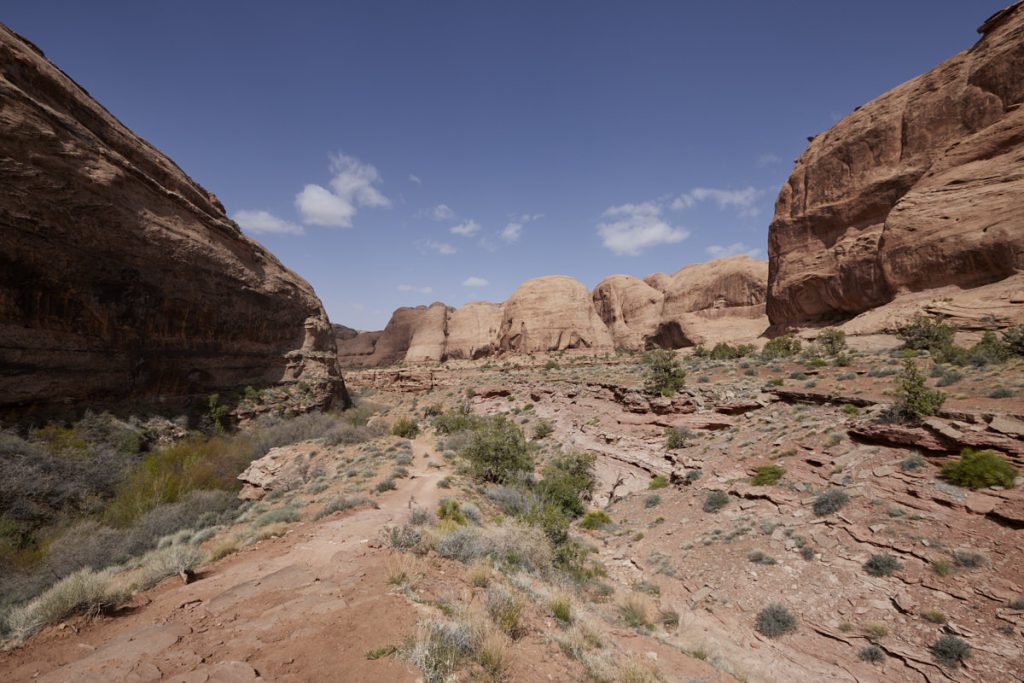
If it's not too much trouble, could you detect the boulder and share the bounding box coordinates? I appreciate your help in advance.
[767,3,1024,326]
[0,24,347,415]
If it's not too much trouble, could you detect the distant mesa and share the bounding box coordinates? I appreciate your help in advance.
[337,256,769,367]
[0,24,348,416]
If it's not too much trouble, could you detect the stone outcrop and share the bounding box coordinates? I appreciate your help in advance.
[498,276,614,353]
[338,257,769,367]
[767,2,1024,327]
[0,24,347,415]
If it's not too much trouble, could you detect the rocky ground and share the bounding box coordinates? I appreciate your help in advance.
[3,336,1023,682]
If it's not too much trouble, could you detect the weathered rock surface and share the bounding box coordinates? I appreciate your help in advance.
[0,25,347,415]
[340,257,769,367]
[767,3,1024,327]
[498,276,614,353]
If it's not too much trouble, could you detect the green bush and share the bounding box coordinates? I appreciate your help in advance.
[755,603,797,637]
[433,407,482,435]
[438,499,467,525]
[1003,326,1024,356]
[708,342,755,360]
[648,475,669,490]
[812,489,849,516]
[968,331,1010,367]
[392,418,420,439]
[664,427,691,449]
[888,359,945,422]
[537,452,596,519]
[460,416,532,484]
[644,494,661,509]
[703,490,730,513]
[642,350,686,397]
[899,315,954,354]
[931,635,971,668]
[254,507,301,527]
[532,420,554,440]
[940,449,1017,489]
[859,645,885,663]
[863,554,902,577]
[817,328,847,355]
[761,335,801,360]
[579,510,612,530]
[751,464,784,486]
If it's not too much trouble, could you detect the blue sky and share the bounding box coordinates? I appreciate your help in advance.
[5,1,1008,329]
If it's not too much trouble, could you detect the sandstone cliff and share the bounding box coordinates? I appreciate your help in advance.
[337,256,769,367]
[0,25,348,415]
[767,2,1024,327]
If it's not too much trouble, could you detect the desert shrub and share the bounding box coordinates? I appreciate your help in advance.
[532,420,554,440]
[644,494,661,509]
[708,342,754,360]
[703,490,730,513]
[131,543,204,591]
[899,315,955,354]
[940,449,1016,489]
[931,559,952,576]
[813,489,849,516]
[579,510,612,530]
[859,644,885,663]
[322,422,384,446]
[438,498,467,525]
[800,546,815,561]
[931,635,971,668]
[665,426,692,449]
[375,477,397,492]
[953,549,986,569]
[436,527,485,562]
[409,618,476,683]
[391,418,420,439]
[316,496,376,520]
[922,609,947,624]
[755,603,796,637]
[885,359,945,422]
[989,387,1016,399]
[1003,325,1024,356]
[642,350,686,397]
[747,550,777,565]
[864,554,902,577]
[253,507,300,528]
[618,594,652,629]
[644,475,668,491]
[550,594,573,624]
[1008,597,1024,610]
[3,568,128,640]
[751,464,784,486]
[761,335,801,360]
[433,407,482,435]
[817,328,847,355]
[460,416,532,484]
[900,453,927,472]
[383,523,422,551]
[968,331,1010,367]
[485,586,524,637]
[536,452,595,519]
[486,485,537,517]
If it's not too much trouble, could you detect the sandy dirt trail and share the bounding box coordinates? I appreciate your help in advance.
[1,436,447,683]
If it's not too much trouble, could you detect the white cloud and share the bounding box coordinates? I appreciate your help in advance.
[450,219,481,237]
[462,276,489,288]
[418,239,457,255]
[398,284,433,294]
[409,174,422,184]
[706,242,762,259]
[294,153,390,227]
[430,204,456,221]
[232,209,304,235]
[671,186,761,213]
[500,213,541,243]
[597,202,689,256]
[756,154,781,167]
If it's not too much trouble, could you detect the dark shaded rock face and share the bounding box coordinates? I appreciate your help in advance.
[0,24,348,416]
[767,2,1024,327]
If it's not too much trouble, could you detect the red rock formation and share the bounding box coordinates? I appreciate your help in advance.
[767,2,1024,327]
[0,24,347,414]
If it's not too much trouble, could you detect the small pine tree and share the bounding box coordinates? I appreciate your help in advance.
[642,350,686,397]
[889,359,945,422]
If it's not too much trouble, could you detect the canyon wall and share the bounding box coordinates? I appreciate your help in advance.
[0,24,348,415]
[767,2,1024,327]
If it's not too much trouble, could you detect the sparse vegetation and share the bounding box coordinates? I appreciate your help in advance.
[940,449,1017,489]
[703,490,730,513]
[863,554,902,577]
[751,464,784,486]
[664,426,692,449]
[761,335,801,360]
[391,418,420,439]
[579,510,612,530]
[755,603,796,637]
[817,328,847,355]
[931,635,971,668]
[812,489,849,516]
[859,644,885,663]
[642,350,686,397]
